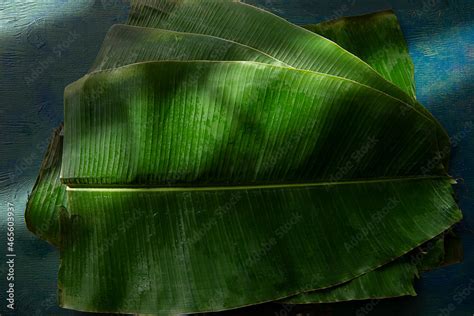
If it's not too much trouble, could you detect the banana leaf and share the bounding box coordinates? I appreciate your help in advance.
[60,179,460,314]
[25,9,462,310]
[303,10,416,98]
[283,230,460,304]
[61,61,445,185]
[25,124,65,246]
[127,0,450,168]
[58,60,462,314]
[24,10,427,243]
[282,10,437,303]
[126,1,413,104]
[25,125,443,304]
[89,24,284,73]
[283,257,418,304]
[29,125,434,303]
[25,23,284,245]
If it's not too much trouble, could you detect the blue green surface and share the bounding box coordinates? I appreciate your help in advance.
[0,0,472,315]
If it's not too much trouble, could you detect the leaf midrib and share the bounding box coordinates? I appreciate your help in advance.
[65,175,453,191]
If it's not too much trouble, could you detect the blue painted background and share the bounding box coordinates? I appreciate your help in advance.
[0,0,472,315]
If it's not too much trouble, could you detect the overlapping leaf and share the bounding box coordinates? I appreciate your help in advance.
[24,3,462,314]
[25,125,65,246]
[304,10,416,98]
[58,60,461,313]
[89,24,284,72]
[128,0,450,168]
[61,177,460,314]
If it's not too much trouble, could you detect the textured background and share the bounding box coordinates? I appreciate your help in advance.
[0,0,472,315]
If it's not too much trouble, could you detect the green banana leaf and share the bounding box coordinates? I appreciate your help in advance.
[89,24,284,73]
[127,0,450,168]
[61,61,444,185]
[60,179,460,314]
[28,125,432,303]
[25,23,283,246]
[283,230,460,304]
[24,10,424,244]
[282,10,431,303]
[283,257,418,304]
[23,8,462,310]
[25,124,65,246]
[304,10,416,98]
[126,1,413,104]
[24,126,415,306]
[117,8,455,280]
[58,60,461,314]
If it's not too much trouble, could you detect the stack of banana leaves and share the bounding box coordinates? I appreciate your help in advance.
[25,1,463,314]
